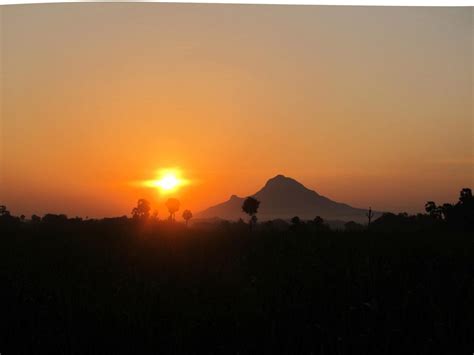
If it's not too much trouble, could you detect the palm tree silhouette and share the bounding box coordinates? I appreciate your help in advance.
[166,198,180,221]
[182,209,193,227]
[242,197,260,230]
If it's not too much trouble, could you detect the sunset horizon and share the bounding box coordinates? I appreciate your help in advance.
[1,3,473,354]
[1,4,472,219]
[2,170,472,220]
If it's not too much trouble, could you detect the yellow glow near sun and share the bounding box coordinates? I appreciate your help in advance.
[143,169,188,194]
[158,174,179,190]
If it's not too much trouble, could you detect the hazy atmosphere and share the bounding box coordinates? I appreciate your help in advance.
[1,4,472,217]
[2,4,474,354]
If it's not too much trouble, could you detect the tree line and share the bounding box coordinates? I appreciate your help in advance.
[0,188,472,232]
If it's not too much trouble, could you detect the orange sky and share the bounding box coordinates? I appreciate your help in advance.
[1,4,473,218]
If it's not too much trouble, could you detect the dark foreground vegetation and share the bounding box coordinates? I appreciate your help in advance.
[1,190,473,355]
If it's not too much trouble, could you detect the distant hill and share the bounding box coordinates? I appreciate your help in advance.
[197,175,381,223]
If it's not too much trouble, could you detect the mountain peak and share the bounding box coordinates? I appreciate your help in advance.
[269,174,289,181]
[263,174,309,191]
[198,175,374,222]
[267,174,294,183]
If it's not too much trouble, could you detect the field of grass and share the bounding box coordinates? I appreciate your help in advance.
[1,220,473,354]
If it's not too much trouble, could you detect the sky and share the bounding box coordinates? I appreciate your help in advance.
[0,4,472,218]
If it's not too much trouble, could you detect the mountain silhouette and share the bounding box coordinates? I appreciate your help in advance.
[197,174,380,222]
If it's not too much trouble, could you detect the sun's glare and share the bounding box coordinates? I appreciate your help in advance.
[143,169,188,194]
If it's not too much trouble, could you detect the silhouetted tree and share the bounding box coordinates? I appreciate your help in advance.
[425,189,473,230]
[291,216,301,225]
[313,216,324,227]
[290,216,304,232]
[131,199,151,220]
[311,216,330,231]
[440,203,454,220]
[242,197,260,230]
[451,188,474,230]
[31,214,41,223]
[182,209,193,227]
[0,205,19,228]
[425,201,441,219]
[366,207,375,226]
[166,198,180,221]
[459,188,473,205]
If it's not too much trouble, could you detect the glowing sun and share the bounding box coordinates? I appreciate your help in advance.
[157,174,179,191]
[143,169,188,194]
